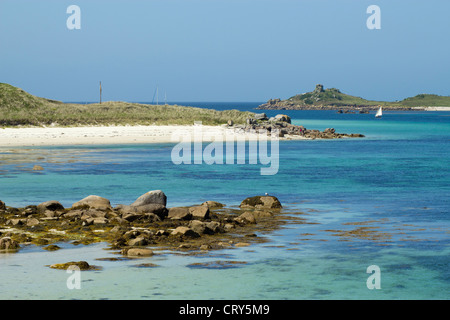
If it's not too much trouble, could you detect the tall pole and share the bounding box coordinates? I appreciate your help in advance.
[99,81,102,104]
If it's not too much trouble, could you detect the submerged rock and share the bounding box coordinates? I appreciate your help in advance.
[123,248,154,257]
[187,260,247,269]
[234,242,251,247]
[43,244,61,251]
[49,261,98,270]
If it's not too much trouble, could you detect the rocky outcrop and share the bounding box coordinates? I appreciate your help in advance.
[271,114,291,123]
[168,207,191,220]
[131,190,167,207]
[115,203,168,220]
[0,237,20,250]
[267,98,281,106]
[0,193,285,255]
[240,195,282,209]
[235,211,257,224]
[201,201,225,208]
[171,226,200,238]
[189,220,222,235]
[72,195,111,211]
[231,113,364,139]
[313,84,324,93]
[37,200,64,214]
[189,206,210,219]
[254,113,268,121]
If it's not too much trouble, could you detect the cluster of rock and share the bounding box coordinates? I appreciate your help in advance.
[337,109,369,114]
[0,192,285,256]
[258,100,411,111]
[257,99,311,110]
[228,113,364,139]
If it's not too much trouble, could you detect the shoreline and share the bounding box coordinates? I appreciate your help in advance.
[0,119,366,148]
[257,104,450,112]
[0,124,279,148]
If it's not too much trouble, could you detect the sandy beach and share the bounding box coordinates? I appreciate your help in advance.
[0,124,276,147]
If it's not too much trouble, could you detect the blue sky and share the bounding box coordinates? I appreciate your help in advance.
[1,0,449,102]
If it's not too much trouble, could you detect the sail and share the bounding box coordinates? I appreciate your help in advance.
[375,107,382,118]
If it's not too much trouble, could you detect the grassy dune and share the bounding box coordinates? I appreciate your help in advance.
[0,83,253,127]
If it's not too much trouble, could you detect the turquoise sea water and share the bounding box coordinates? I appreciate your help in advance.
[0,105,449,300]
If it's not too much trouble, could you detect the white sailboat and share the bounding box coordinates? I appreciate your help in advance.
[152,86,159,105]
[375,106,383,118]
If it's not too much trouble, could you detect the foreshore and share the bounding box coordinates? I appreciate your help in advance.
[0,121,364,148]
[0,124,268,147]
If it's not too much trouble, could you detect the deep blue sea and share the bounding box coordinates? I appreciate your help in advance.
[0,102,449,299]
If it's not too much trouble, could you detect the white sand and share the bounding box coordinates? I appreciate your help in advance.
[0,124,280,147]
[424,107,450,111]
[412,106,450,111]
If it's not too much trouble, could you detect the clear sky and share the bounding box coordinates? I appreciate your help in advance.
[1,0,449,102]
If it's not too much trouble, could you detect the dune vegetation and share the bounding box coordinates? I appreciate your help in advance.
[0,83,253,127]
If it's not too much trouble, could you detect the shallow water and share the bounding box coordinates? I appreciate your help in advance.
[0,106,449,299]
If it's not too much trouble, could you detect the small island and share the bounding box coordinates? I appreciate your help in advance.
[258,84,450,112]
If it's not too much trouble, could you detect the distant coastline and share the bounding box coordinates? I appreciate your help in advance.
[257,84,450,111]
[0,83,365,145]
